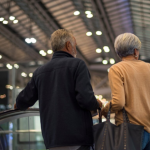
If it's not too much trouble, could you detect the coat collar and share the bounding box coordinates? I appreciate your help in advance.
[52,51,74,59]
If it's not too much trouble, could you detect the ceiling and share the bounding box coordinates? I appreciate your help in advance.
[0,0,149,68]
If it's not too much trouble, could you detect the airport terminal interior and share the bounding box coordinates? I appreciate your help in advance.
[0,0,149,149]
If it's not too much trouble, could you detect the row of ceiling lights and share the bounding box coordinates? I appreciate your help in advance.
[86,31,102,36]
[96,46,110,53]
[0,16,18,24]
[39,49,53,56]
[74,10,93,18]
[73,10,112,63]
[25,38,37,44]
[21,72,33,78]
[102,58,115,65]
[1,62,33,77]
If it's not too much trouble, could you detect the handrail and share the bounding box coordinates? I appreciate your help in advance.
[0,108,97,124]
[0,108,40,124]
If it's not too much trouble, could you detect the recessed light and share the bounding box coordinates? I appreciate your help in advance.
[29,73,33,77]
[87,14,93,18]
[96,31,102,35]
[110,58,115,64]
[0,17,4,21]
[47,50,53,54]
[25,38,31,44]
[103,46,110,53]
[6,64,13,69]
[86,31,92,36]
[74,11,80,16]
[3,20,8,24]
[13,20,18,24]
[9,16,15,20]
[96,48,102,53]
[14,64,19,69]
[31,38,36,43]
[102,60,108,65]
[21,72,27,77]
[85,11,92,14]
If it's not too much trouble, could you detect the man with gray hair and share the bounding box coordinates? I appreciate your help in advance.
[15,29,102,150]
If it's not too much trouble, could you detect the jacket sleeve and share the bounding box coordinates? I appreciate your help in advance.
[75,60,99,110]
[103,67,125,113]
[16,76,38,110]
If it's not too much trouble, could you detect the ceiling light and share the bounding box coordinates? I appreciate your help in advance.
[3,20,8,24]
[39,50,44,55]
[14,64,19,69]
[21,72,27,77]
[13,20,18,24]
[31,38,36,43]
[102,60,108,65]
[86,31,92,36]
[39,50,46,56]
[9,86,13,90]
[0,17,4,21]
[6,85,13,90]
[41,52,46,56]
[96,48,102,53]
[47,50,53,54]
[85,11,92,15]
[96,31,102,35]
[6,64,13,69]
[74,11,80,16]
[110,58,115,64]
[25,38,31,44]
[0,55,2,59]
[103,46,110,53]
[87,14,93,18]
[9,16,15,20]
[29,73,33,77]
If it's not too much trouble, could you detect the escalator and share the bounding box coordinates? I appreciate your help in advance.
[0,109,46,150]
[0,109,101,150]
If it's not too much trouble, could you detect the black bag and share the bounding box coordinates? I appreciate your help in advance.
[93,103,144,150]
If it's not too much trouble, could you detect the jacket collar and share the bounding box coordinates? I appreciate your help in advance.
[52,51,74,59]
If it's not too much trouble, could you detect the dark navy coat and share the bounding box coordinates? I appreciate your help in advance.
[16,51,99,149]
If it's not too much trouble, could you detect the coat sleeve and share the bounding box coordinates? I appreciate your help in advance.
[103,67,125,113]
[75,60,99,110]
[16,76,38,110]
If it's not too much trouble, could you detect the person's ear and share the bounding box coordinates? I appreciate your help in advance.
[65,41,72,52]
[134,49,139,59]
[134,49,138,57]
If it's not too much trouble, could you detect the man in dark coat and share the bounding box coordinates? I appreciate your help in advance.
[14,29,102,150]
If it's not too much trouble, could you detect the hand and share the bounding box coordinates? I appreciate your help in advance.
[101,108,107,118]
[97,99,102,108]
[14,103,17,109]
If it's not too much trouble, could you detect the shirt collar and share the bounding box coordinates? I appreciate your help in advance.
[52,51,74,59]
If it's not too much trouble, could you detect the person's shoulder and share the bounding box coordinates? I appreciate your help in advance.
[110,61,122,70]
[68,57,87,67]
[33,62,50,76]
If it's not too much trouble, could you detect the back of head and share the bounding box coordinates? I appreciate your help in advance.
[114,33,141,58]
[50,29,74,52]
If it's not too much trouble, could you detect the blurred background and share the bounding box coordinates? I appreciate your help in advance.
[0,0,149,149]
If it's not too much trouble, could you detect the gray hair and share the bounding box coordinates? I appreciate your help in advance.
[50,29,74,52]
[114,33,141,58]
